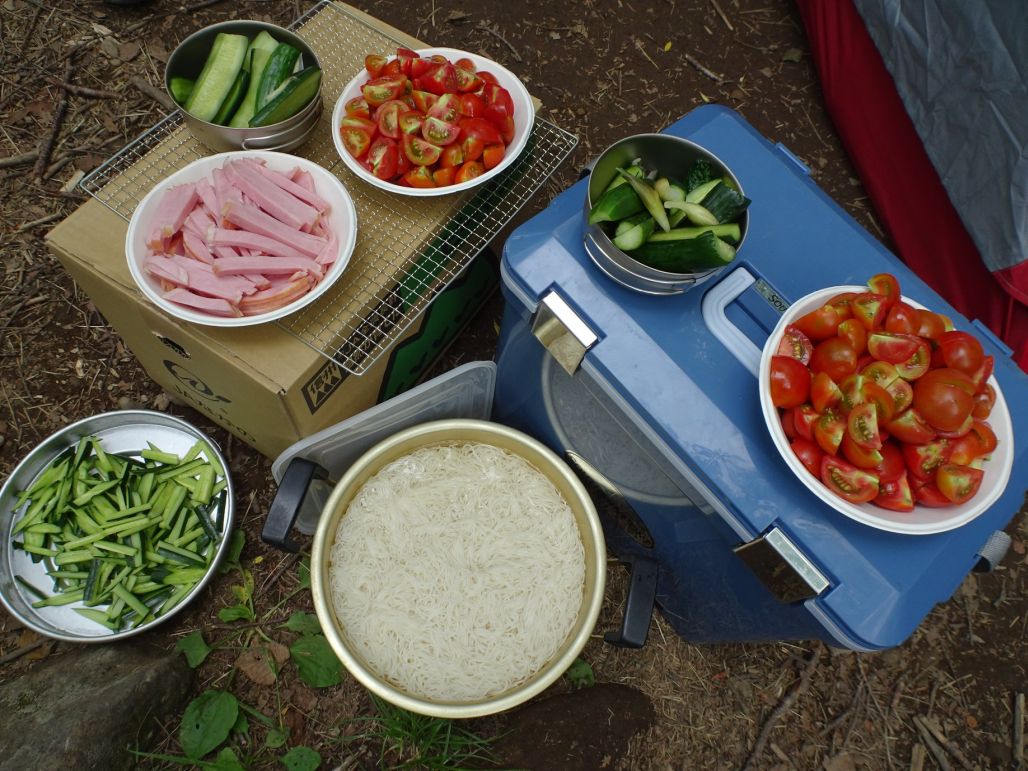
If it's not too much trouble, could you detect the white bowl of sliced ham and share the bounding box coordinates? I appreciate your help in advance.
[126,150,357,326]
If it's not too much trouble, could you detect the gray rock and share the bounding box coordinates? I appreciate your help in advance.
[0,641,193,770]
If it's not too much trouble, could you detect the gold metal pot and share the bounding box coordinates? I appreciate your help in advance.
[310,419,607,719]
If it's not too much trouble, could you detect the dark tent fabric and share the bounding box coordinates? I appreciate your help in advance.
[795,0,1028,372]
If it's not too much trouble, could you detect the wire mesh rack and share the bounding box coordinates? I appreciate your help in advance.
[79,1,577,376]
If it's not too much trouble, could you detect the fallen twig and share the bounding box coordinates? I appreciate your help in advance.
[130,75,176,112]
[914,715,974,770]
[16,212,62,233]
[633,37,659,69]
[0,151,39,170]
[1015,692,1025,767]
[683,52,723,83]
[742,646,823,770]
[477,23,522,63]
[710,0,734,30]
[912,716,951,771]
[34,58,74,181]
[46,78,119,100]
[0,637,50,665]
[909,743,926,771]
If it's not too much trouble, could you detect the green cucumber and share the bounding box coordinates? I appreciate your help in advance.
[255,43,301,111]
[603,163,645,193]
[168,77,194,105]
[629,231,737,273]
[249,66,322,128]
[685,158,716,192]
[588,180,644,225]
[617,169,671,232]
[647,223,742,244]
[211,68,249,125]
[700,181,751,223]
[685,178,720,204]
[228,32,281,128]
[184,32,249,122]
[663,200,719,227]
[613,217,656,251]
[654,177,687,203]
[615,213,652,237]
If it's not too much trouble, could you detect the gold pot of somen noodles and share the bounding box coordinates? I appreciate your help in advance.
[310,418,606,719]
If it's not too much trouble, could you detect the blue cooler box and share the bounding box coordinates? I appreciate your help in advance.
[493,106,1028,651]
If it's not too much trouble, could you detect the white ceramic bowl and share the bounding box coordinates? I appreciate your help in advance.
[126,150,357,327]
[759,285,1014,535]
[331,47,535,197]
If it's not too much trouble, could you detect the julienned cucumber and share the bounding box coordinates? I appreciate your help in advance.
[629,231,737,273]
[249,66,322,127]
[184,32,250,122]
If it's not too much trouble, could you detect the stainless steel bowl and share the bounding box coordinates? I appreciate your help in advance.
[311,419,607,718]
[0,411,235,642]
[165,20,322,153]
[584,133,748,296]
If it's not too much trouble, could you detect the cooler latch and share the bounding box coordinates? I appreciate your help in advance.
[532,291,598,375]
[733,527,829,603]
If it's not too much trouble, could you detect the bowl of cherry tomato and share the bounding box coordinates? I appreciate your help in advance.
[759,273,1014,535]
[332,47,534,196]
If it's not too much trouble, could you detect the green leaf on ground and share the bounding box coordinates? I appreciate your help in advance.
[175,630,211,668]
[218,604,254,623]
[297,556,311,589]
[281,746,321,771]
[283,610,321,635]
[232,711,249,738]
[180,690,239,761]
[265,726,289,749]
[206,747,246,771]
[289,634,342,688]
[565,657,595,689]
[220,530,245,574]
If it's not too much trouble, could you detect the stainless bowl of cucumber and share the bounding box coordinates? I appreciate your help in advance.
[165,20,323,153]
[584,133,750,296]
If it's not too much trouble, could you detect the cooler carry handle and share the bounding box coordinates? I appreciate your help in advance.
[262,457,327,552]
[701,266,765,377]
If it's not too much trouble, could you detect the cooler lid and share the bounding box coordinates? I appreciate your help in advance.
[500,105,1028,648]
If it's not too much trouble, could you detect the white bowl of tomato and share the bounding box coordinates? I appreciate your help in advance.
[759,273,1014,535]
[331,47,534,196]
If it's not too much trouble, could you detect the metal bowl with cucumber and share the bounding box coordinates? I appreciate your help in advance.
[165,20,323,153]
[584,133,750,296]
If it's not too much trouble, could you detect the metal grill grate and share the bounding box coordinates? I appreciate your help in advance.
[79,1,577,375]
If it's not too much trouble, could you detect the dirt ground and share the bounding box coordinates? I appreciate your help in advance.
[1,0,1026,769]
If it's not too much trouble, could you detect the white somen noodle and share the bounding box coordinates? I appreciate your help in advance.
[328,441,585,702]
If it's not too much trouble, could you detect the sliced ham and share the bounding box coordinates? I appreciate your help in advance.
[195,179,218,219]
[144,255,189,286]
[239,158,331,213]
[221,200,327,259]
[239,277,313,316]
[210,228,312,261]
[211,255,323,279]
[163,287,242,317]
[146,183,198,251]
[182,230,215,264]
[224,161,321,231]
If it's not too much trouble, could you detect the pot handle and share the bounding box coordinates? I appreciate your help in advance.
[262,457,327,552]
[604,553,658,648]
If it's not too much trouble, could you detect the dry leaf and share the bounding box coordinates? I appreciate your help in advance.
[446,9,470,23]
[781,48,803,63]
[100,36,121,60]
[119,42,141,62]
[823,753,857,771]
[236,645,281,686]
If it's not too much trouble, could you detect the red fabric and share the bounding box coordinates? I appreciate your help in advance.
[794,0,1028,372]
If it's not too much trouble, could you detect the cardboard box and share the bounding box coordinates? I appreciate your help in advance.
[47,197,497,459]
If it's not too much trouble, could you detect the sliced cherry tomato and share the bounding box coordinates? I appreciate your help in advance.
[439,143,465,169]
[362,75,407,107]
[838,374,865,414]
[969,354,994,395]
[409,57,438,79]
[841,431,884,469]
[402,133,443,166]
[365,53,388,78]
[827,292,857,321]
[809,337,858,383]
[482,143,506,170]
[850,292,888,331]
[793,304,842,341]
[381,58,404,78]
[375,99,409,139]
[459,92,486,118]
[860,381,896,425]
[971,383,996,420]
[791,437,825,477]
[847,402,881,450]
[837,319,867,355]
[410,89,438,113]
[814,409,846,455]
[894,339,931,380]
[461,134,485,162]
[394,47,418,75]
[776,324,813,364]
[949,430,989,466]
[811,371,843,413]
[454,57,476,72]
[421,62,458,95]
[428,92,463,124]
[886,408,936,445]
[874,441,906,482]
[421,116,461,147]
[936,463,984,504]
[937,330,985,375]
[903,439,951,481]
[867,273,901,309]
[866,332,919,364]
[366,136,398,181]
[344,95,372,119]
[454,159,485,183]
[968,420,998,455]
[781,408,798,440]
[913,369,975,433]
[454,65,483,92]
[821,456,879,504]
[432,166,456,186]
[339,118,376,159]
[915,309,948,340]
[398,111,424,136]
[874,472,914,512]
[770,355,811,409]
[860,360,899,388]
[478,70,500,86]
[794,404,820,441]
[884,302,920,335]
[885,377,914,414]
[458,116,503,146]
[914,482,952,507]
[400,165,435,188]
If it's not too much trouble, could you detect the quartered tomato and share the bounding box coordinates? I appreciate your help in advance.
[915,309,948,340]
[454,159,485,183]
[777,324,813,364]
[814,409,846,456]
[809,337,858,382]
[948,421,996,466]
[376,99,409,139]
[770,355,811,409]
[937,330,985,375]
[482,143,506,170]
[884,302,920,336]
[431,166,456,186]
[826,292,856,320]
[972,383,996,420]
[400,165,435,188]
[885,408,936,445]
[874,441,906,482]
[422,116,461,146]
[861,360,899,387]
[366,136,399,180]
[364,53,388,78]
[860,381,896,425]
[866,332,919,364]
[874,472,914,512]
[439,143,465,169]
[420,62,458,94]
[867,273,901,309]
[402,134,443,166]
[344,95,372,119]
[936,464,984,504]
[793,304,841,341]
[913,368,975,433]
[847,402,881,450]
[339,116,377,159]
[914,482,952,508]
[410,89,438,113]
[459,92,486,118]
[841,431,883,469]
[362,75,407,107]
[851,292,888,330]
[837,319,867,355]
[454,65,483,92]
[791,437,824,477]
[821,456,879,504]
[902,439,951,481]
[894,339,931,380]
[793,404,820,441]
[885,377,914,414]
[427,92,463,123]
[398,111,424,136]
[811,371,842,413]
